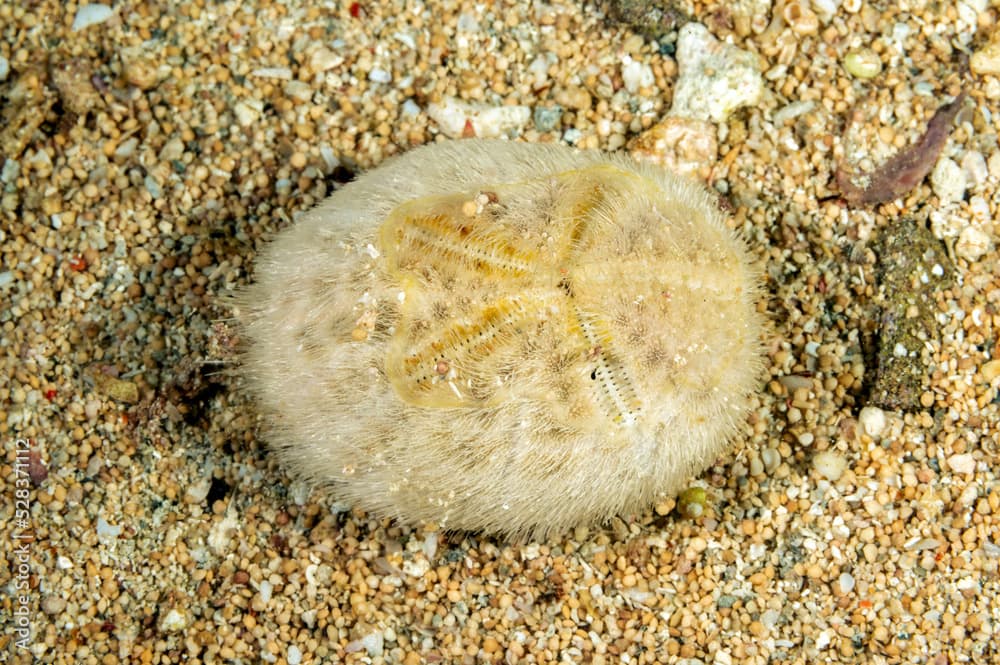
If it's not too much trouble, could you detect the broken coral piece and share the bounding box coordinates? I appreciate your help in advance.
[669,23,764,123]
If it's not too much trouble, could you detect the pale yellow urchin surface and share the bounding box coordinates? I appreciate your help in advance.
[236,139,762,539]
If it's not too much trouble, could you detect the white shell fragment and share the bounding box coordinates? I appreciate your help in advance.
[621,57,654,94]
[159,609,190,632]
[234,100,262,127]
[843,49,883,79]
[236,139,763,538]
[72,4,114,32]
[971,39,1000,76]
[858,405,888,439]
[670,23,764,123]
[813,450,848,482]
[930,157,967,205]
[95,517,122,544]
[947,453,976,475]
[427,97,531,139]
[955,226,992,262]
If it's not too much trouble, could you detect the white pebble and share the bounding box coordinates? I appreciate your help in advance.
[962,151,988,186]
[29,150,51,171]
[0,271,13,288]
[401,99,421,118]
[259,580,273,603]
[960,483,981,509]
[402,557,429,578]
[456,12,480,32]
[761,447,781,472]
[423,531,438,559]
[969,195,991,226]
[930,157,967,205]
[144,175,163,199]
[621,57,654,94]
[393,31,416,50]
[86,454,103,477]
[72,4,113,32]
[838,572,856,593]
[159,137,185,162]
[250,67,293,79]
[905,537,942,551]
[528,53,555,89]
[185,476,212,503]
[368,68,392,84]
[115,137,138,159]
[772,100,815,127]
[957,577,980,594]
[309,48,343,72]
[988,150,1000,179]
[760,609,781,628]
[208,511,239,554]
[858,405,887,438]
[956,226,992,262]
[287,645,302,665]
[284,80,313,103]
[812,0,839,23]
[361,631,384,657]
[0,55,8,82]
[947,453,976,475]
[813,450,847,482]
[1,158,19,183]
[234,100,261,127]
[96,517,122,544]
[159,608,189,632]
[971,40,1000,76]
[319,145,339,171]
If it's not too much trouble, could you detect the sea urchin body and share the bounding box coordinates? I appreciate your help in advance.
[236,139,762,539]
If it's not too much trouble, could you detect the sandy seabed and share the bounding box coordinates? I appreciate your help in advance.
[1,0,999,663]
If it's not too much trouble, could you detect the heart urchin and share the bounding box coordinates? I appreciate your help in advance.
[235,139,763,540]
